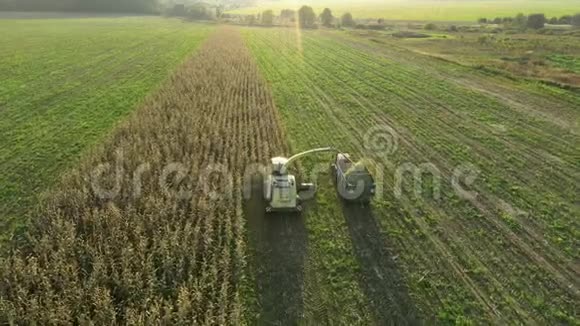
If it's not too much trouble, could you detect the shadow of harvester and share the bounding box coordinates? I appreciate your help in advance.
[341,201,421,325]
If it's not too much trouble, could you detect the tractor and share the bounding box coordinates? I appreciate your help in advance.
[263,147,375,213]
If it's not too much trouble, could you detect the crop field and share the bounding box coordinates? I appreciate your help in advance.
[0,18,212,241]
[0,27,289,323]
[229,0,580,21]
[1,18,579,325]
[242,27,579,323]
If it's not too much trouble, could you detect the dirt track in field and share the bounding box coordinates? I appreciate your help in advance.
[244,177,308,324]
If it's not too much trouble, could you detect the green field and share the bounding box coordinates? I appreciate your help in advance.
[241,27,579,323]
[229,0,580,21]
[0,17,578,324]
[0,17,212,239]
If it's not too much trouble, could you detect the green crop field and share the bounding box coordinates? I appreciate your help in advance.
[0,16,578,325]
[229,0,580,21]
[0,17,212,239]
[241,27,579,323]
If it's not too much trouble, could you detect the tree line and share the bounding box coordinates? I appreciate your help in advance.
[243,6,358,28]
[166,2,220,20]
[0,0,158,13]
[478,13,580,29]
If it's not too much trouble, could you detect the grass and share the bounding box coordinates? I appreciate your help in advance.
[242,26,579,323]
[229,0,580,22]
[547,54,580,73]
[0,17,213,240]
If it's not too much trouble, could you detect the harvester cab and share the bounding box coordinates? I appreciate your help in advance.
[263,147,375,213]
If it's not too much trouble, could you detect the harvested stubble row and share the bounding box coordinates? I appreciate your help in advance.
[0,27,287,324]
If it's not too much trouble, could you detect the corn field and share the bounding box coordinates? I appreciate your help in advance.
[2,18,579,325]
[0,27,287,324]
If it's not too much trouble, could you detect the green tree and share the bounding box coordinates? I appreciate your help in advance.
[188,3,212,20]
[514,13,527,27]
[527,13,545,29]
[280,9,295,19]
[571,13,580,27]
[424,23,437,30]
[298,5,316,28]
[171,4,186,16]
[320,8,333,27]
[341,12,355,27]
[502,17,513,23]
[245,14,256,25]
[559,15,572,24]
[262,10,274,25]
[279,9,296,23]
